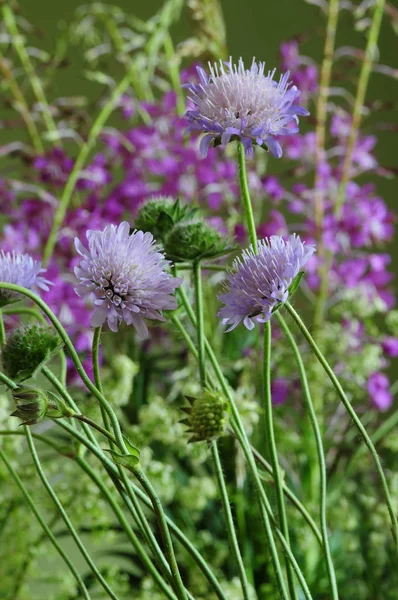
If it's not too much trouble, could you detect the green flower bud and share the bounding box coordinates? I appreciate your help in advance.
[1,323,63,382]
[165,219,233,262]
[181,390,228,443]
[11,385,49,425]
[134,196,197,243]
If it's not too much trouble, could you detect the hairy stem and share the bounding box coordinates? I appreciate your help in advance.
[263,320,297,600]
[237,142,257,249]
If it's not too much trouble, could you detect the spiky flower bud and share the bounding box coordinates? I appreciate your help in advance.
[181,390,228,443]
[11,385,49,425]
[134,196,197,243]
[1,323,63,382]
[165,219,233,262]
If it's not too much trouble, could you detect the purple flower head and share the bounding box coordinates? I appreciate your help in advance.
[74,222,182,337]
[0,250,51,307]
[218,234,315,331]
[185,58,309,158]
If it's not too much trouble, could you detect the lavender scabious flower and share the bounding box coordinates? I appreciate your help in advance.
[185,58,309,158]
[218,234,315,331]
[74,222,182,337]
[0,251,51,307]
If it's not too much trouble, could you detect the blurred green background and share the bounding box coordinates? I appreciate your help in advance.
[14,0,398,276]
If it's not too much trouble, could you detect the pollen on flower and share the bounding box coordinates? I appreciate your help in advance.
[185,57,309,158]
[74,222,182,337]
[218,234,316,331]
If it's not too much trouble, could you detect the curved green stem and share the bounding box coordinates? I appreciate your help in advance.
[0,447,91,600]
[285,301,398,549]
[211,441,251,600]
[263,320,297,600]
[0,283,127,452]
[42,74,132,264]
[277,314,339,600]
[190,263,249,598]
[237,142,257,249]
[132,469,188,600]
[25,427,120,599]
[76,457,178,600]
[0,309,5,348]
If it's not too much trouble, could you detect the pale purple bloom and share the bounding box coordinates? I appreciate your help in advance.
[185,58,309,158]
[74,222,181,337]
[381,337,398,357]
[367,372,392,411]
[0,250,51,306]
[218,234,315,331]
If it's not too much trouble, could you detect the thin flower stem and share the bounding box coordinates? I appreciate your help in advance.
[313,0,340,242]
[1,306,47,323]
[277,313,339,600]
[76,457,178,600]
[42,75,132,265]
[73,414,117,445]
[2,4,59,142]
[24,426,120,600]
[285,301,398,549]
[263,320,298,600]
[173,287,308,600]
[210,441,251,600]
[334,0,385,217]
[237,142,257,249]
[193,261,206,386]
[191,263,249,599]
[0,283,127,453]
[0,55,44,153]
[91,329,182,595]
[248,443,323,546]
[0,310,6,348]
[1,422,227,600]
[0,447,91,600]
[164,33,185,115]
[133,468,188,600]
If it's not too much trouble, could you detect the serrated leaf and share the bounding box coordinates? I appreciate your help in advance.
[104,449,141,472]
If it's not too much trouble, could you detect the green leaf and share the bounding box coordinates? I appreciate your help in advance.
[288,271,305,297]
[104,449,141,473]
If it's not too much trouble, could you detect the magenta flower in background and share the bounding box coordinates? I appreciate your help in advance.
[185,58,309,158]
[0,250,51,306]
[367,372,393,412]
[218,234,316,331]
[74,222,182,337]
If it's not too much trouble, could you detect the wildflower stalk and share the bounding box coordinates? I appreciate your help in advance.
[192,262,250,599]
[0,310,5,348]
[334,0,386,217]
[235,142,298,598]
[91,328,182,593]
[76,457,179,600]
[24,426,120,599]
[133,468,188,600]
[285,301,398,549]
[164,33,185,115]
[0,55,44,153]
[42,74,132,265]
[2,421,228,600]
[276,313,339,600]
[237,142,257,249]
[263,320,298,600]
[2,4,59,142]
[0,447,91,600]
[174,284,311,600]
